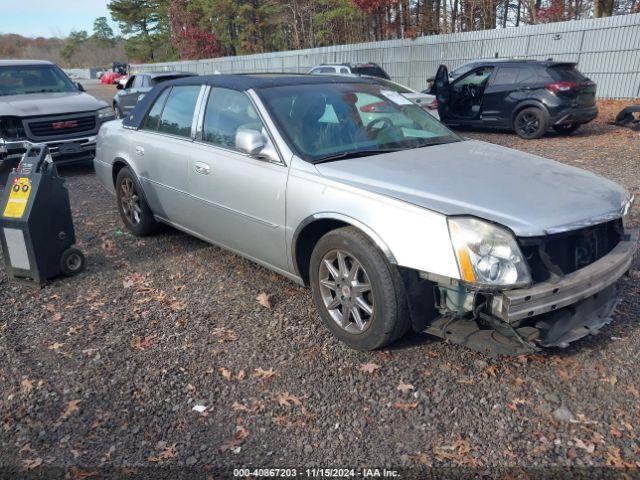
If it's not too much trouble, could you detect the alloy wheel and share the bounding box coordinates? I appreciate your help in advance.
[318,249,374,334]
[516,112,540,137]
[120,178,142,225]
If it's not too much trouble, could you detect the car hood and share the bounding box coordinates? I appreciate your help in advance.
[314,140,630,237]
[0,92,107,117]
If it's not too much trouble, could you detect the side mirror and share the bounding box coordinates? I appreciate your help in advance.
[116,83,124,90]
[76,82,85,92]
[235,128,279,162]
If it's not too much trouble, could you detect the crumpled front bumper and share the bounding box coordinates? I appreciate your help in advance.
[492,229,638,323]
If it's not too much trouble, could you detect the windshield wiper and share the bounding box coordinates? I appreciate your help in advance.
[313,148,405,164]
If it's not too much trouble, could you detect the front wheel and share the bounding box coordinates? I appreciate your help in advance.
[309,227,410,350]
[553,124,580,135]
[514,107,548,139]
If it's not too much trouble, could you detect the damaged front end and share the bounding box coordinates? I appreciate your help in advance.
[423,223,638,356]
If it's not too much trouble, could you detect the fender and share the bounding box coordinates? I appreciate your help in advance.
[511,99,551,123]
[291,212,398,276]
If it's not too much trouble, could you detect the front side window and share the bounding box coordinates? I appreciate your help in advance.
[453,67,494,87]
[0,65,76,96]
[259,82,459,163]
[157,85,201,138]
[202,88,264,151]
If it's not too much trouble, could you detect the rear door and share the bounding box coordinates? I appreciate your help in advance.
[133,84,203,224]
[186,87,289,270]
[481,65,524,126]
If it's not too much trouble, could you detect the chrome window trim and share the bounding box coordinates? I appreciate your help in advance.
[192,84,209,140]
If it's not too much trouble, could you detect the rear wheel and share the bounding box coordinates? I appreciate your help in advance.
[115,167,158,236]
[309,227,410,350]
[553,124,580,135]
[514,107,548,139]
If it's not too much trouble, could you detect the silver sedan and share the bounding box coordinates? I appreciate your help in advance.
[94,74,636,355]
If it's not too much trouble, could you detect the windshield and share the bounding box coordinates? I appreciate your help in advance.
[0,65,77,96]
[259,82,460,163]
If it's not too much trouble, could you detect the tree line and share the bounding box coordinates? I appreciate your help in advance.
[108,0,638,63]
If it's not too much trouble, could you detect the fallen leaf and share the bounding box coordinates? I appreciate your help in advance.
[360,363,380,374]
[256,292,272,309]
[48,342,65,350]
[573,437,595,454]
[22,457,43,470]
[219,426,250,452]
[276,392,303,407]
[148,443,177,462]
[220,367,232,381]
[433,438,483,467]
[66,467,99,479]
[409,451,432,466]
[397,381,415,394]
[236,370,246,381]
[392,401,418,410]
[483,365,499,377]
[20,378,34,395]
[61,400,81,420]
[131,335,155,351]
[254,367,276,379]
[626,385,639,398]
[211,327,238,343]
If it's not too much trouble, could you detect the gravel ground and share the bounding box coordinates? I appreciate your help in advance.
[0,83,639,479]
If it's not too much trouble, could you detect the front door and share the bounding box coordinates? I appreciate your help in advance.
[134,84,203,223]
[187,87,288,270]
[447,66,495,122]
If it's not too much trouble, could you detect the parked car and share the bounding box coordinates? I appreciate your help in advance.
[430,59,598,139]
[308,63,391,80]
[355,77,439,120]
[113,71,196,118]
[0,59,115,165]
[94,74,635,355]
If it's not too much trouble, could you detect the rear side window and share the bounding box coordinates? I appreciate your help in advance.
[548,65,589,83]
[202,87,264,151]
[141,88,170,131]
[493,67,519,85]
[157,85,201,138]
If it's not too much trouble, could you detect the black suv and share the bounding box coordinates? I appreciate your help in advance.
[431,59,597,139]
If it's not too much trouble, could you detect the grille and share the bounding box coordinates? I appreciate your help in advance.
[28,115,96,138]
[519,219,622,282]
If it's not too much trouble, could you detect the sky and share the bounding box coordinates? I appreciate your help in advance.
[0,0,118,38]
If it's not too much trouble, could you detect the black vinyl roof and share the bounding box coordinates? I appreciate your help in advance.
[124,73,383,129]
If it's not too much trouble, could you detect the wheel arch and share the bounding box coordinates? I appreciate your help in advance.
[292,213,397,286]
[511,100,550,126]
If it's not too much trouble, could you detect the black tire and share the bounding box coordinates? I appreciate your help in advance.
[309,226,410,350]
[553,123,580,135]
[514,107,548,139]
[60,247,85,276]
[115,166,158,236]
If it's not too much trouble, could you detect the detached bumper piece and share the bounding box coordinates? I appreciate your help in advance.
[426,229,637,356]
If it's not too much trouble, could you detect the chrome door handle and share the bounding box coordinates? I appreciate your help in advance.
[135,146,145,156]
[194,162,211,175]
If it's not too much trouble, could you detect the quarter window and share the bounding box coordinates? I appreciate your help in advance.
[157,85,201,138]
[141,88,170,131]
[202,88,264,151]
[493,67,519,85]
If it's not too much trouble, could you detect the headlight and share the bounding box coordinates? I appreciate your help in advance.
[448,217,532,288]
[97,107,114,119]
[622,195,634,229]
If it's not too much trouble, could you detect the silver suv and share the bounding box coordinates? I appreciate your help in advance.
[0,60,115,165]
[94,74,636,355]
[308,63,391,80]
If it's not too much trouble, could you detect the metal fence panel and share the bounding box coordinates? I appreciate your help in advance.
[132,13,640,98]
